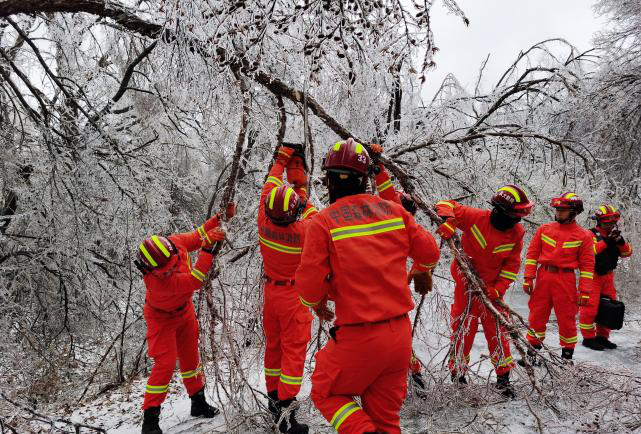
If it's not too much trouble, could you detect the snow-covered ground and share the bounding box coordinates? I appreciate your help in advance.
[54,278,641,434]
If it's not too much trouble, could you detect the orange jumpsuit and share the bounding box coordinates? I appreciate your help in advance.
[296,194,440,434]
[579,227,632,339]
[258,160,318,401]
[524,221,595,349]
[435,200,523,376]
[143,221,220,409]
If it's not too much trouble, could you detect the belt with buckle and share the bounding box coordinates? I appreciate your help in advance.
[146,300,187,314]
[264,276,295,286]
[543,265,574,273]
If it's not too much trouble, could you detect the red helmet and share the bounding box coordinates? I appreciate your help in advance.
[321,138,370,176]
[138,235,175,270]
[264,185,304,225]
[490,184,533,217]
[551,192,584,214]
[594,204,620,223]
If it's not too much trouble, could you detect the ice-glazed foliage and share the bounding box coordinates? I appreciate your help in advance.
[0,1,640,433]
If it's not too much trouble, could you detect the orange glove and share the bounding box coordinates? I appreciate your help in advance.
[370,143,383,155]
[485,286,501,302]
[577,292,590,307]
[411,271,433,295]
[276,146,295,165]
[286,154,308,187]
[201,228,226,250]
[523,277,534,295]
[436,218,457,239]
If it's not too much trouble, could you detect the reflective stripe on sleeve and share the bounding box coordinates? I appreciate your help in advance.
[498,270,517,281]
[299,296,319,308]
[191,268,206,282]
[579,271,593,279]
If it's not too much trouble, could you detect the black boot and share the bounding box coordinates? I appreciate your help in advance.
[561,348,574,361]
[495,373,515,399]
[267,390,279,421]
[517,345,542,367]
[582,337,605,351]
[190,387,220,418]
[451,374,467,385]
[276,398,308,434]
[596,335,617,349]
[141,407,162,434]
[411,372,428,399]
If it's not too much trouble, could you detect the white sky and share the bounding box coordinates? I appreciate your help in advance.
[421,0,608,100]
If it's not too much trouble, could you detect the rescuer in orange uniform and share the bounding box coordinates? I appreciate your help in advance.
[579,204,632,351]
[135,204,235,434]
[295,138,440,434]
[258,144,318,434]
[435,185,533,397]
[369,143,433,398]
[522,192,595,361]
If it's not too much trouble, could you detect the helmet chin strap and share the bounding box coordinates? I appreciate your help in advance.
[555,212,576,224]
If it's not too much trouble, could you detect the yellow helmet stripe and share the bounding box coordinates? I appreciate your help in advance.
[355,143,363,154]
[151,235,171,258]
[268,187,278,210]
[609,205,617,212]
[599,206,607,214]
[283,188,294,211]
[139,243,158,267]
[498,186,521,203]
[333,142,342,151]
[564,192,576,199]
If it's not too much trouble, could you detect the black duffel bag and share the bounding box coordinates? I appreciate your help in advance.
[595,296,625,330]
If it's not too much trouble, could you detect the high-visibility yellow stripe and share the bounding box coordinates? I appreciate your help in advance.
[579,323,596,330]
[419,262,438,270]
[330,402,362,431]
[525,259,538,266]
[283,187,294,211]
[258,235,302,254]
[559,335,578,344]
[498,186,521,203]
[355,143,363,154]
[280,374,302,385]
[191,269,206,282]
[491,356,514,368]
[377,179,393,192]
[541,234,557,248]
[493,243,515,254]
[470,224,487,249]
[527,330,546,338]
[579,271,593,279]
[562,240,583,248]
[145,384,169,394]
[151,235,171,258]
[268,187,278,210]
[139,243,158,267]
[333,142,342,151]
[599,206,607,215]
[302,207,317,219]
[299,295,319,308]
[330,218,405,241]
[436,200,455,208]
[563,193,576,199]
[264,368,282,377]
[442,222,455,233]
[266,176,283,187]
[181,365,202,379]
[499,270,517,281]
